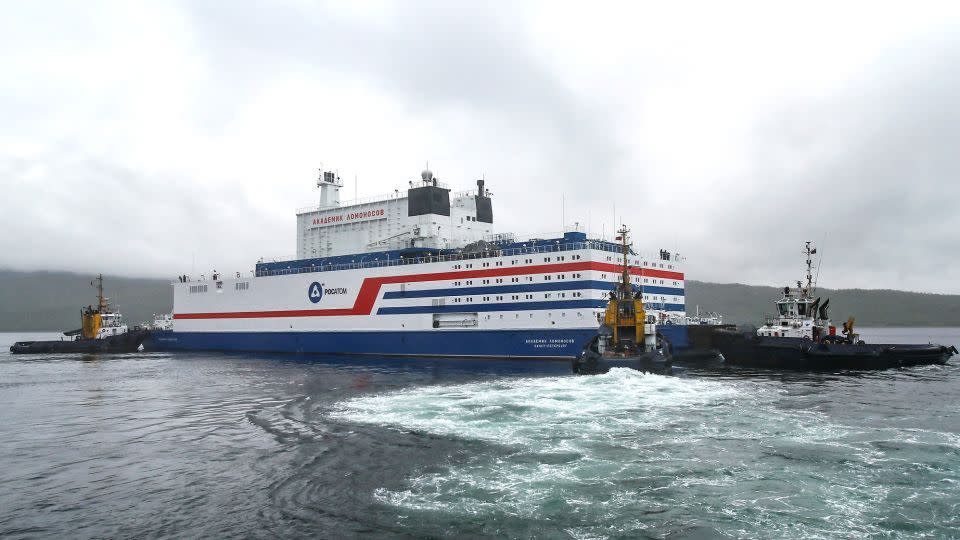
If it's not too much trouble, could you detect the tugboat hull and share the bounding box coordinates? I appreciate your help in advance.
[10,330,151,355]
[572,349,679,375]
[713,330,956,370]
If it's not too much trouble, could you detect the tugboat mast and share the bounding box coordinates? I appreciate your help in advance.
[804,242,816,294]
[618,225,632,299]
[95,273,107,312]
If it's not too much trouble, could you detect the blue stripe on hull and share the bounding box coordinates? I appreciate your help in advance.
[377,300,606,315]
[377,301,685,315]
[382,280,608,298]
[148,329,599,358]
[382,281,685,300]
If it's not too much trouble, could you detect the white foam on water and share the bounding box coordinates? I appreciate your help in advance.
[331,369,751,448]
[328,369,958,539]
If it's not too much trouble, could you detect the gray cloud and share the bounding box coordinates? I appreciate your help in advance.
[1,2,958,295]
[1,146,284,277]
[182,0,627,196]
[687,29,960,292]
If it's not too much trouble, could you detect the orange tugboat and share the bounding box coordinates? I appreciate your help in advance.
[572,226,675,374]
[10,274,150,354]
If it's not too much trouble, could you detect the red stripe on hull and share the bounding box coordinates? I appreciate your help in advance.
[174,261,684,320]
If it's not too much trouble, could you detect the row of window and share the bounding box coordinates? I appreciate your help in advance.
[635,278,669,285]
[602,255,674,270]
[444,292,674,302]
[189,282,251,293]
[449,272,591,287]
[450,292,587,303]
[482,312,587,320]
[446,274,680,288]
[451,254,585,270]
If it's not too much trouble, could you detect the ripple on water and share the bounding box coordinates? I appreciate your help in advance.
[330,368,960,539]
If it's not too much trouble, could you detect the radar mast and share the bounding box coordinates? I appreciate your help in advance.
[804,241,817,294]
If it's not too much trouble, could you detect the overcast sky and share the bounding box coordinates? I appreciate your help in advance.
[2,1,959,293]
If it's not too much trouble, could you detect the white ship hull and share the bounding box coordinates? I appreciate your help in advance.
[157,238,686,358]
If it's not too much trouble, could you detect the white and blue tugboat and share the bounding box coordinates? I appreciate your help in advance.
[712,243,957,369]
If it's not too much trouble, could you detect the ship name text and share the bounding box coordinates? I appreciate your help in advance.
[310,208,386,227]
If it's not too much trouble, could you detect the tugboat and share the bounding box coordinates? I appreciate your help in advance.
[712,243,957,370]
[10,274,150,354]
[572,226,675,375]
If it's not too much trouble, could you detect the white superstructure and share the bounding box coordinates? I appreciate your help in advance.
[297,169,494,258]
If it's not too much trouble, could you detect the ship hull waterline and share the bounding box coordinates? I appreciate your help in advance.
[712,331,956,370]
[10,330,151,355]
[146,328,601,359]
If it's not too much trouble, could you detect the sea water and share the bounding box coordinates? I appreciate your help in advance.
[0,328,958,539]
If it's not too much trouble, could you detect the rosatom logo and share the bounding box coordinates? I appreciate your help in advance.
[308,282,323,304]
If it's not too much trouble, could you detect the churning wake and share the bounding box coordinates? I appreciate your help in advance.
[328,369,960,539]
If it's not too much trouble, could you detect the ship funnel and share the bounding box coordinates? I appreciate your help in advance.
[477,179,485,196]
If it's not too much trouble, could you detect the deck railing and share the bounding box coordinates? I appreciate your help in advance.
[254,240,627,278]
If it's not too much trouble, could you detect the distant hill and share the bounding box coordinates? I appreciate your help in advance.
[0,270,171,331]
[685,280,960,326]
[0,270,957,331]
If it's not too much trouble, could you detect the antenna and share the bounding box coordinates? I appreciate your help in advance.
[354,173,357,200]
[617,224,632,298]
[562,195,565,233]
[804,240,821,293]
[814,235,825,290]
